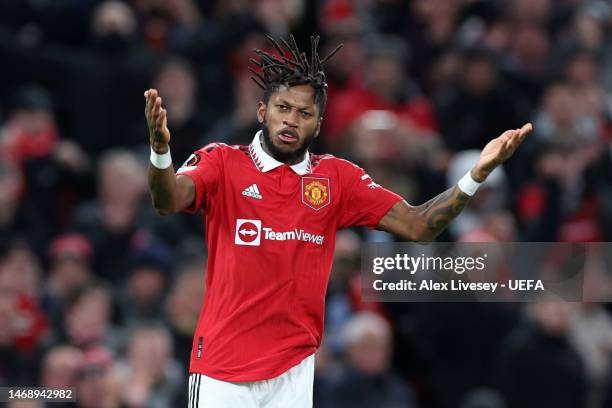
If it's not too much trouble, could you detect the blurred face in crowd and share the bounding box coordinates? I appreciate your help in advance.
[320,27,365,81]
[10,108,54,136]
[512,0,551,23]
[574,14,604,50]
[367,56,404,101]
[0,161,23,214]
[565,53,598,86]
[92,0,136,40]
[41,346,83,389]
[482,211,517,242]
[153,61,197,124]
[65,287,111,346]
[77,367,120,408]
[462,57,497,96]
[128,266,165,307]
[257,84,321,164]
[128,328,171,381]
[7,402,43,408]
[412,0,459,21]
[530,301,575,336]
[50,258,93,299]
[350,113,399,164]
[255,0,304,30]
[331,230,360,288]
[99,152,146,204]
[166,268,204,333]
[0,246,40,297]
[0,290,17,346]
[511,25,550,73]
[347,326,392,375]
[98,152,146,231]
[543,83,575,127]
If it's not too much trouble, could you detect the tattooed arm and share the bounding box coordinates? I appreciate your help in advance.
[377,185,472,242]
[377,123,533,241]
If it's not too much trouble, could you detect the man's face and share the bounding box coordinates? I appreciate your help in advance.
[257,84,321,164]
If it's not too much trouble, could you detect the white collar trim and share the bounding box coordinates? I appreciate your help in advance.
[249,130,311,175]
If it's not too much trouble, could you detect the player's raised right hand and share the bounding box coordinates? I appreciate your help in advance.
[144,88,171,153]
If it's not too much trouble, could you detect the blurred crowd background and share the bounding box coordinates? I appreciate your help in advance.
[1,0,612,407]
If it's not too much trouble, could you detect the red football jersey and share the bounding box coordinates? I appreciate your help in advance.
[177,131,403,381]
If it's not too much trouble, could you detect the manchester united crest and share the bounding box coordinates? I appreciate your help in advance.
[302,177,331,210]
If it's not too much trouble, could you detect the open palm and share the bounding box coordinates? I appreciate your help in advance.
[473,123,533,181]
[144,88,171,152]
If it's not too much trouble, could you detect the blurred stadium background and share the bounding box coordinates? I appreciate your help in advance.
[1,0,612,407]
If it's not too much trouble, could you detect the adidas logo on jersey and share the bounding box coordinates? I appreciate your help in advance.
[242,184,262,200]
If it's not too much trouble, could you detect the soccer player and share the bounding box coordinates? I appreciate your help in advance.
[144,35,532,407]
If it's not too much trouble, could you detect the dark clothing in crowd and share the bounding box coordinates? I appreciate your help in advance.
[496,322,587,408]
[0,26,155,156]
[435,85,521,151]
[319,367,417,408]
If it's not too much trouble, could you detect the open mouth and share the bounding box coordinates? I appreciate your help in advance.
[277,129,298,143]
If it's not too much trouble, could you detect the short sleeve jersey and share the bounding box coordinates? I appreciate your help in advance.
[177,131,403,381]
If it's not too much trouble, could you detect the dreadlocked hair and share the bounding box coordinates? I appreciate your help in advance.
[249,34,343,116]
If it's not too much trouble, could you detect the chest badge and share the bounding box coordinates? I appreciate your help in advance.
[302,177,331,210]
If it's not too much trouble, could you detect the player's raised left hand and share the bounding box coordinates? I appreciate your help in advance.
[471,123,533,182]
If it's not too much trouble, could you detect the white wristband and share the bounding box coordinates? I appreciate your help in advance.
[150,147,172,169]
[457,171,482,196]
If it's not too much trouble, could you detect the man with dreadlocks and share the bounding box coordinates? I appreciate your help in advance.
[144,35,532,407]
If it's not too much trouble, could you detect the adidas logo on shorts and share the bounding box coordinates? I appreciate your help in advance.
[242,183,262,200]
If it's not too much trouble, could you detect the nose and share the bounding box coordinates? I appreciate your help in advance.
[283,110,299,128]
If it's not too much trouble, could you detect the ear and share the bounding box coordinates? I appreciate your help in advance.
[257,101,266,123]
[314,117,323,138]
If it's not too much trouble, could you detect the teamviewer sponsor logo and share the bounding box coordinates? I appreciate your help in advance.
[234,219,324,246]
[235,219,262,246]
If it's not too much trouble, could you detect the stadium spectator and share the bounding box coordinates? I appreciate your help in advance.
[115,239,174,327]
[0,85,89,249]
[204,72,263,147]
[516,80,605,241]
[7,402,43,408]
[0,243,48,353]
[40,345,83,389]
[128,57,210,162]
[44,233,95,327]
[2,1,612,406]
[496,301,587,408]
[324,35,437,148]
[164,261,204,368]
[435,47,520,151]
[75,346,121,408]
[55,284,117,351]
[0,159,48,256]
[320,311,417,408]
[117,324,185,408]
[569,303,612,408]
[40,345,83,408]
[70,149,149,282]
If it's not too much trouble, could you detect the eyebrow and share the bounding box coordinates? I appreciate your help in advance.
[277,99,314,111]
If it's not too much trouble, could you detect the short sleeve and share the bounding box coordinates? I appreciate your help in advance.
[337,163,404,230]
[176,143,224,214]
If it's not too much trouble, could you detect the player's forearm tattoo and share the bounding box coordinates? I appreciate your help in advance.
[418,186,472,238]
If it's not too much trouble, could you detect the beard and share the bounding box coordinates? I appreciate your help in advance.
[261,120,316,164]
